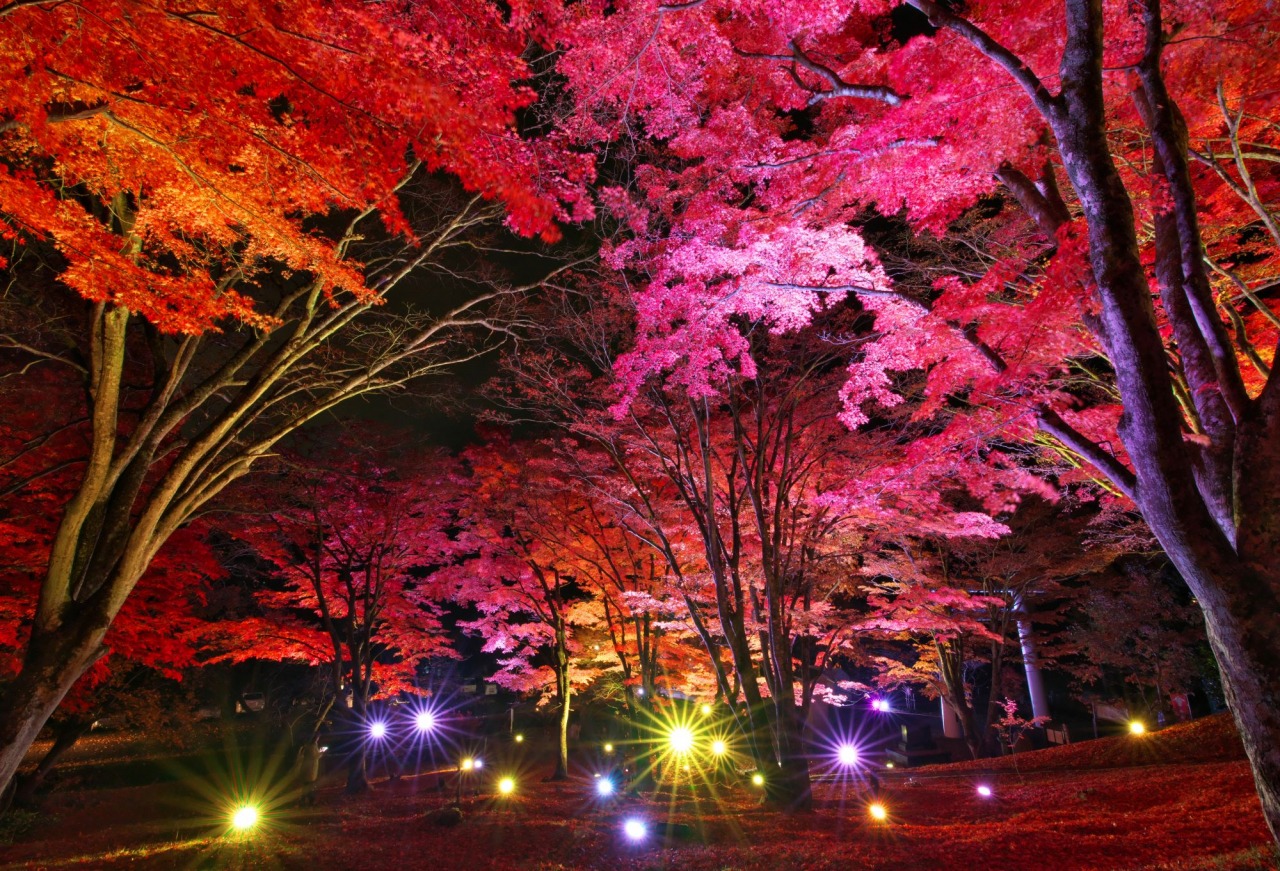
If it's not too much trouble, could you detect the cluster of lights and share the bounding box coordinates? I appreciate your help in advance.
[870,698,890,713]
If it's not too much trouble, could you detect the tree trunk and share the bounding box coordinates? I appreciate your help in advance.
[552,644,571,781]
[764,705,812,811]
[0,624,106,803]
[14,717,93,807]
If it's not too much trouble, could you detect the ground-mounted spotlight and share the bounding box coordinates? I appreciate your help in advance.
[1129,720,1146,736]
[603,742,615,754]
[415,711,435,732]
[596,777,615,796]
[976,784,993,798]
[871,698,889,712]
[711,739,727,756]
[474,758,484,770]
[669,726,695,755]
[751,772,765,787]
[623,818,647,842]
[498,777,515,795]
[230,805,259,831]
[701,703,713,716]
[885,761,895,769]
[514,733,524,743]
[837,743,859,767]
[868,802,888,822]
[461,757,475,771]
[369,720,388,740]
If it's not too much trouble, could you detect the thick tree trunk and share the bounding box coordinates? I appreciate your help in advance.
[765,706,812,811]
[0,625,106,803]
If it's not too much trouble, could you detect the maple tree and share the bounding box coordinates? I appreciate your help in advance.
[211,433,455,791]
[0,0,590,796]
[551,0,1280,837]
[439,438,619,780]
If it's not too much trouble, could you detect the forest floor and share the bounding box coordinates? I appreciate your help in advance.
[1,714,1275,871]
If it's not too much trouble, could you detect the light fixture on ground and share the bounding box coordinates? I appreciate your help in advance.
[498,777,515,795]
[751,772,765,787]
[596,777,615,796]
[837,743,859,767]
[623,818,647,842]
[514,733,524,743]
[231,805,259,831]
[868,802,888,822]
[1129,720,1146,735]
[461,757,475,771]
[415,711,435,732]
[603,742,614,754]
[369,721,388,740]
[871,698,889,712]
[669,726,694,754]
[976,784,993,797]
[701,703,712,716]
[711,739,727,756]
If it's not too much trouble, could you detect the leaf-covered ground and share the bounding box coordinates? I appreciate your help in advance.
[3,715,1274,870]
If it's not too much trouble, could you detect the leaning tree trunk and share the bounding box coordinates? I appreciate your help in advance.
[14,718,94,807]
[0,618,108,805]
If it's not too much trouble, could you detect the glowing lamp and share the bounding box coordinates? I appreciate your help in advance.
[871,698,889,712]
[623,818,647,842]
[751,772,765,787]
[415,711,435,732]
[711,739,727,756]
[461,757,475,771]
[369,721,388,740]
[669,727,695,754]
[514,734,524,743]
[635,687,644,697]
[603,743,614,754]
[868,802,888,822]
[1129,721,1146,736]
[701,704,712,716]
[231,805,259,830]
[596,778,615,796]
[498,777,515,795]
[473,758,484,769]
[976,784,993,798]
[837,744,859,767]
[885,762,895,769]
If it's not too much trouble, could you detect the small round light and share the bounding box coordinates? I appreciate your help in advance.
[869,802,888,822]
[514,733,524,743]
[461,757,474,771]
[231,805,258,830]
[473,758,484,769]
[596,778,614,796]
[635,687,644,697]
[498,777,515,795]
[1129,721,1146,735]
[701,704,712,716]
[603,743,614,754]
[977,784,993,798]
[623,818,647,842]
[751,772,765,787]
[837,744,859,766]
[885,761,895,769]
[369,721,387,739]
[669,727,694,754]
[711,739,727,756]
[415,711,435,732]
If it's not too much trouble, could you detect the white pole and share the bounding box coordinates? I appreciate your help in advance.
[1014,594,1051,721]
